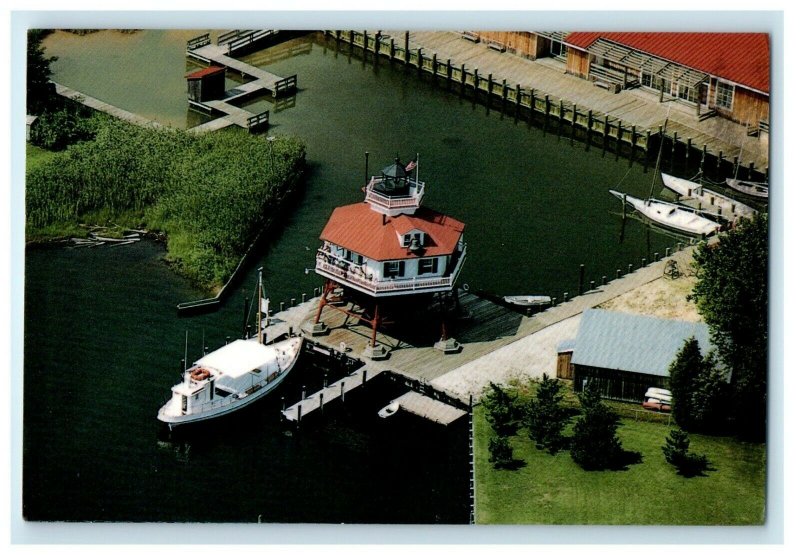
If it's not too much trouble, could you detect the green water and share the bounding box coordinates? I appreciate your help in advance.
[25,31,683,522]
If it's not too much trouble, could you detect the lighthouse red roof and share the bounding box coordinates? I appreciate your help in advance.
[564,32,770,94]
[320,202,465,261]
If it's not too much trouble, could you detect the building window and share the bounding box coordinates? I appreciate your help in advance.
[641,72,654,89]
[402,232,424,248]
[418,258,439,275]
[715,81,735,111]
[550,41,566,58]
[383,261,405,279]
[678,84,696,103]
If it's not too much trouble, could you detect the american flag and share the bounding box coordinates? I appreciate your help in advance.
[405,160,417,172]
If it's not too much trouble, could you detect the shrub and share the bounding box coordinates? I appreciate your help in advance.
[662,428,710,477]
[488,434,514,469]
[483,382,522,437]
[524,374,569,454]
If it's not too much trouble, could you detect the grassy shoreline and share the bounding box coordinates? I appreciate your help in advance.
[474,403,765,525]
[25,121,306,291]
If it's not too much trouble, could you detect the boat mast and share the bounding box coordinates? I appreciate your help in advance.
[648,105,671,205]
[257,267,263,345]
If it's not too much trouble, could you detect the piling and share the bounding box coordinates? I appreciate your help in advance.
[297,404,302,423]
[578,264,585,295]
[302,293,307,303]
[641,257,647,268]
[362,370,367,384]
[589,280,595,291]
[665,247,671,257]
[602,275,607,285]
[628,263,633,274]
[291,297,296,307]
[616,269,621,279]
[563,292,569,303]
[280,301,285,311]
[301,386,306,400]
[340,380,345,401]
[319,393,324,413]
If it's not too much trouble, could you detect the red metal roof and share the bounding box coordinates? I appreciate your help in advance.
[185,66,226,80]
[564,32,769,94]
[320,203,465,261]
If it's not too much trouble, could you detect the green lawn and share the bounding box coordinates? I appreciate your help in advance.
[474,405,766,525]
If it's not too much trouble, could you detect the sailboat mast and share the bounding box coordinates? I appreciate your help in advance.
[257,267,263,345]
[648,106,671,205]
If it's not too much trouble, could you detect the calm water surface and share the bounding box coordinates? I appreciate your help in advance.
[25,31,685,522]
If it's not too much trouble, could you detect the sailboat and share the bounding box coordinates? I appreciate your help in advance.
[157,268,303,429]
[609,112,721,238]
[725,135,769,199]
[609,190,721,237]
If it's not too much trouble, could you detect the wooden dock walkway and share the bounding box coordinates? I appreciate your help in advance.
[282,363,389,422]
[53,82,165,129]
[298,245,699,405]
[188,43,297,98]
[324,30,768,176]
[390,391,466,425]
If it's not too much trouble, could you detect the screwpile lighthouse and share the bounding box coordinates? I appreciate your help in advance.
[308,156,467,359]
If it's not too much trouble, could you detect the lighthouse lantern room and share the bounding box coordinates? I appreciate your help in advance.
[309,155,467,359]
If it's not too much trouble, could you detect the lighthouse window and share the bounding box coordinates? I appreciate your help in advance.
[402,233,424,247]
[418,258,439,275]
[383,260,406,278]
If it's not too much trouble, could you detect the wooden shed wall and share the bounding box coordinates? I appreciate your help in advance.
[556,352,574,380]
[732,86,770,125]
[565,47,591,77]
[477,32,538,58]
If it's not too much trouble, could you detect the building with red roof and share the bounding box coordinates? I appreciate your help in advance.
[309,157,467,358]
[562,32,769,126]
[459,31,769,128]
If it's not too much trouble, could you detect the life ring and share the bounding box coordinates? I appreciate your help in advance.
[462,283,470,292]
[190,367,211,381]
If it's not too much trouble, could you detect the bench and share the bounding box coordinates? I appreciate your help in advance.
[461,31,480,43]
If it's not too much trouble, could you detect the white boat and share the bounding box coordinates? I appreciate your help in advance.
[503,295,552,307]
[609,190,721,238]
[646,387,672,398]
[158,270,303,429]
[378,401,400,418]
[661,173,704,197]
[725,178,769,199]
[645,391,672,404]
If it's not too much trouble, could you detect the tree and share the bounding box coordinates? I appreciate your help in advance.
[488,434,514,469]
[570,383,636,470]
[483,382,521,437]
[668,337,705,430]
[692,214,768,441]
[27,30,58,115]
[524,374,569,454]
[690,356,730,434]
[662,428,710,477]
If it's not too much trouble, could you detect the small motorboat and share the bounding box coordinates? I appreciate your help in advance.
[378,401,400,418]
[642,400,671,413]
[645,388,672,404]
[503,295,552,308]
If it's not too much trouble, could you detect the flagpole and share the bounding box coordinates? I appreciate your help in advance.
[415,152,419,182]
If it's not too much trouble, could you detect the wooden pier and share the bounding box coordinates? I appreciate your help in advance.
[185,31,297,133]
[389,391,466,425]
[324,30,768,177]
[53,82,164,129]
[276,244,702,424]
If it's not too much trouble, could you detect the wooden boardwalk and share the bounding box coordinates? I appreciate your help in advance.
[404,31,768,174]
[299,245,698,405]
[53,82,164,129]
[326,31,768,175]
[188,43,297,97]
[390,391,466,425]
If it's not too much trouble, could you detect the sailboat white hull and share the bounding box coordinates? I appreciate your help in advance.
[610,190,720,237]
[725,178,769,199]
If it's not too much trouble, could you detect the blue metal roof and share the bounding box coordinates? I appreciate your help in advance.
[570,309,712,377]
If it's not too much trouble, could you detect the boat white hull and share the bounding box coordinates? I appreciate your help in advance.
[725,178,769,199]
[157,337,303,428]
[503,295,552,307]
[610,190,720,237]
[661,173,703,197]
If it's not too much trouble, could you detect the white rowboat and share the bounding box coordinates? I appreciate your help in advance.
[725,178,769,199]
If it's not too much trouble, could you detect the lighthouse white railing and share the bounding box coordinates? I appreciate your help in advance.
[364,176,425,210]
[315,245,466,295]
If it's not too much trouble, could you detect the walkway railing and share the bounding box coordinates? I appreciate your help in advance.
[364,177,425,210]
[315,245,467,295]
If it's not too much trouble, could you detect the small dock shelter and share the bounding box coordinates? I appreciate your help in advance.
[568,309,715,402]
[186,65,226,103]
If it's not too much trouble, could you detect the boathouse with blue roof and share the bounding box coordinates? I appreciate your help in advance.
[570,309,715,402]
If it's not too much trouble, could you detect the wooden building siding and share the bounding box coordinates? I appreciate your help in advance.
[565,47,591,77]
[731,85,770,126]
[556,351,574,380]
[473,32,539,58]
[572,364,670,403]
